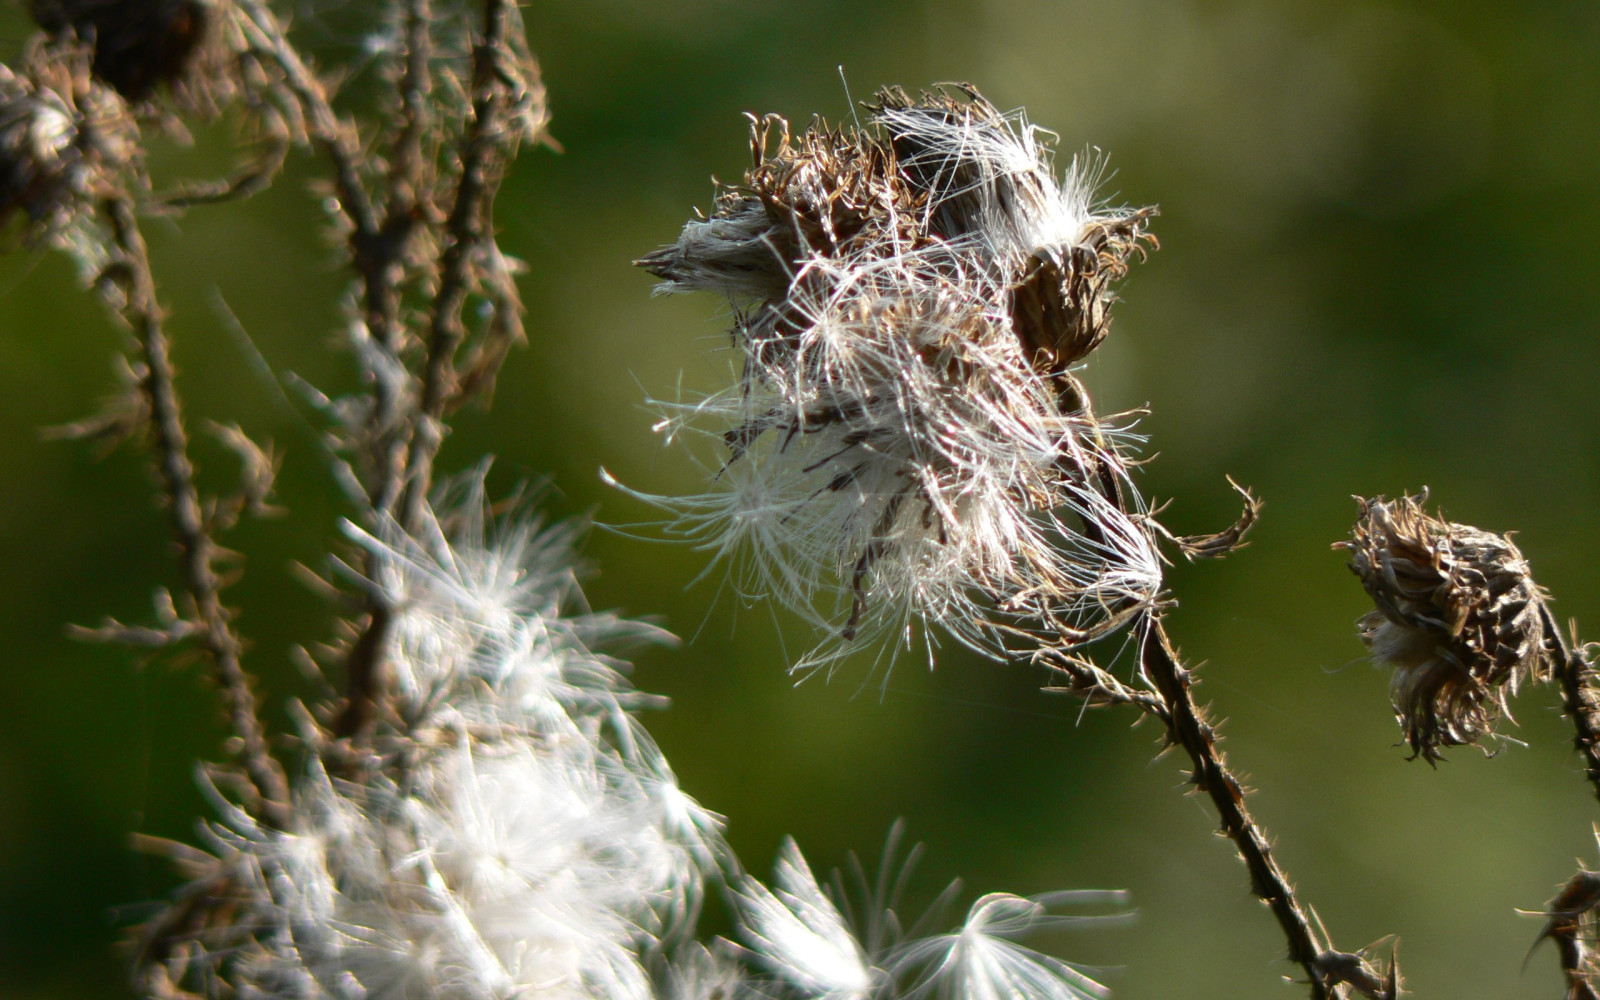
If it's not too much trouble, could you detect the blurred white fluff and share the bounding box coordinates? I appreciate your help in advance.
[731,839,876,1000]
[634,87,1163,674]
[142,488,1123,1000]
[727,836,1123,1000]
[144,490,720,1000]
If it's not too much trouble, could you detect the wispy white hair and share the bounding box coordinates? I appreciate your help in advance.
[636,87,1163,675]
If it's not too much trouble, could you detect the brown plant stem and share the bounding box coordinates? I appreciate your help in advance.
[386,0,434,228]
[333,0,525,738]
[1139,618,1348,999]
[1041,649,1168,713]
[1551,918,1600,1000]
[106,192,290,829]
[235,0,411,507]
[236,0,433,740]
[400,0,512,533]
[1542,604,1600,807]
[1534,868,1600,1000]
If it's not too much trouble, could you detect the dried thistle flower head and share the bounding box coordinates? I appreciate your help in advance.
[1338,492,1550,761]
[0,41,130,245]
[28,0,210,101]
[634,85,1163,671]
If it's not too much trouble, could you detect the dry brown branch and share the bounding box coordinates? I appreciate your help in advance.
[401,0,518,530]
[103,190,290,828]
[1530,861,1600,1000]
[1138,618,1392,999]
[1544,609,1600,807]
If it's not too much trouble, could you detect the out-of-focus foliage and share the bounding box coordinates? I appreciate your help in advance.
[2,2,1598,998]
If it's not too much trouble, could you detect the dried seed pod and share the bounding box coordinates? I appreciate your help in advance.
[1010,210,1156,373]
[1338,493,1549,761]
[29,0,209,101]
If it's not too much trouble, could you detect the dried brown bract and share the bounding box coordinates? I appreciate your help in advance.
[1338,492,1549,761]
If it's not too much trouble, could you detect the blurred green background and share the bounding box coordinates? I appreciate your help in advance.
[4,1,1600,997]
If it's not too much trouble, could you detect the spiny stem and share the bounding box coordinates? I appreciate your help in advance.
[1040,649,1169,714]
[387,0,434,228]
[236,0,422,505]
[1534,868,1600,1000]
[400,0,512,533]
[338,0,520,738]
[235,1,378,239]
[1139,619,1348,1000]
[106,192,290,829]
[1542,604,1600,807]
[238,0,439,739]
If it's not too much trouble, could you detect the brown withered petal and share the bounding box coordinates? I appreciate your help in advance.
[1337,492,1549,761]
[636,111,922,304]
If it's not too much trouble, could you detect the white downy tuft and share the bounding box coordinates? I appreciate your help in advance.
[635,86,1163,674]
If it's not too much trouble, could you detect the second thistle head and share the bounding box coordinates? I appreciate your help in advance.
[635,84,1165,671]
[1338,493,1550,761]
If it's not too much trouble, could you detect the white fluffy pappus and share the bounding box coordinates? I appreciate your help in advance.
[140,489,1129,1000]
[727,834,1126,1000]
[142,493,724,1000]
[634,85,1164,675]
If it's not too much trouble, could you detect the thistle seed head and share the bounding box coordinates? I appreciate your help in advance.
[0,42,129,243]
[1338,493,1549,761]
[636,85,1162,671]
[29,0,211,101]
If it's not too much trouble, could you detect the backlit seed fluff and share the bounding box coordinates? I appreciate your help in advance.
[1338,493,1549,761]
[633,85,1162,671]
[136,489,1130,1000]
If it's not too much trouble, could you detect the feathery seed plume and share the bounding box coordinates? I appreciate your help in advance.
[634,85,1163,671]
[138,492,726,1000]
[138,489,1126,1000]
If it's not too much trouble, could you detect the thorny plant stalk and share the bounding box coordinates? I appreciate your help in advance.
[7,5,1138,1000]
[1136,624,1362,1000]
[1547,611,1600,808]
[234,0,540,740]
[638,87,1393,999]
[29,0,1600,994]
[103,188,292,828]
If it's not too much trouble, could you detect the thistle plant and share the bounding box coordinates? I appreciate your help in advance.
[1335,493,1600,999]
[14,2,1600,997]
[635,89,1165,673]
[638,86,1395,999]
[3,5,1133,1000]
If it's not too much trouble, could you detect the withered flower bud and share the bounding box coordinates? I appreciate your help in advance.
[28,0,209,102]
[1338,493,1549,761]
